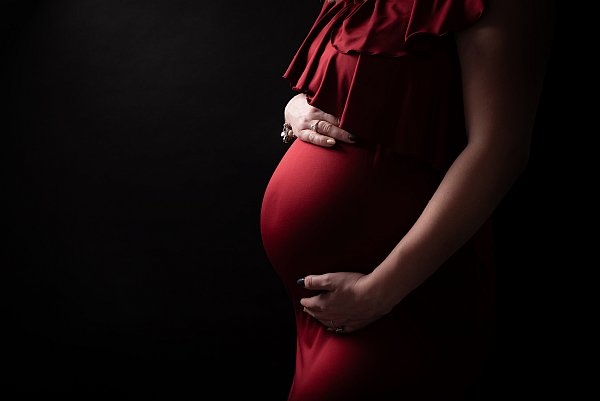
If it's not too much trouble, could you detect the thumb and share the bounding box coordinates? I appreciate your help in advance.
[296,274,334,291]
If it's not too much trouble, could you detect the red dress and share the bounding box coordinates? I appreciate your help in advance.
[260,1,495,400]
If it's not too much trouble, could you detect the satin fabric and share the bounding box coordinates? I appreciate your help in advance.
[261,1,494,400]
[283,0,485,172]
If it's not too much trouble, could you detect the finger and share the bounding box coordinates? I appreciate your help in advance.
[312,110,340,127]
[302,306,317,319]
[296,129,336,147]
[302,274,335,291]
[311,115,357,144]
[299,295,323,311]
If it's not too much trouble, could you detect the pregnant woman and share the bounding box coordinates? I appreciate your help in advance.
[260,0,552,400]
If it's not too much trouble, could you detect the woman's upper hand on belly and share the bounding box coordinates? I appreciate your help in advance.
[284,93,357,147]
[297,272,393,333]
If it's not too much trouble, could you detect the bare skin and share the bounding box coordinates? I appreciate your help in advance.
[284,93,356,146]
[287,0,553,333]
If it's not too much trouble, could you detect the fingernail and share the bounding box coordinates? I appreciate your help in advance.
[296,278,305,287]
[326,138,335,145]
[348,134,357,142]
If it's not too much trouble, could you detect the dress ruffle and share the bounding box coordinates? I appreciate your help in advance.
[332,0,485,56]
[405,0,485,46]
[283,0,486,172]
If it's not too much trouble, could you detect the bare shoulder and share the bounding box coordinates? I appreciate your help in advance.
[456,0,555,66]
[455,0,555,145]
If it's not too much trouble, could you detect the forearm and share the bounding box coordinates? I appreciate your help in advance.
[368,140,528,309]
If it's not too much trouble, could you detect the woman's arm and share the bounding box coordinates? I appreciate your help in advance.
[300,0,554,332]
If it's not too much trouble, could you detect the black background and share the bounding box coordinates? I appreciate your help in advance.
[3,0,574,399]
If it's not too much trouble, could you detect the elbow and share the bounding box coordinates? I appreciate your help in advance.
[493,141,530,176]
[495,131,533,172]
[472,137,531,175]
[513,145,531,174]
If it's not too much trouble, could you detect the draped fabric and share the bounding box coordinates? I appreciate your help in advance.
[283,0,486,172]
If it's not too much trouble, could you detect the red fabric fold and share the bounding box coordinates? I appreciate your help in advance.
[283,0,486,172]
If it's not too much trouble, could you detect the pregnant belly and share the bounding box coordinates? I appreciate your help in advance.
[260,139,440,292]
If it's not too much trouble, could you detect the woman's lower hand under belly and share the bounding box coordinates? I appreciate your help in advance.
[297,271,394,334]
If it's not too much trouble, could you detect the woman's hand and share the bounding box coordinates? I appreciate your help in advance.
[284,93,357,147]
[298,272,395,333]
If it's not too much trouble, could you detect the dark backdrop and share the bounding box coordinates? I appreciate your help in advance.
[3,1,572,399]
